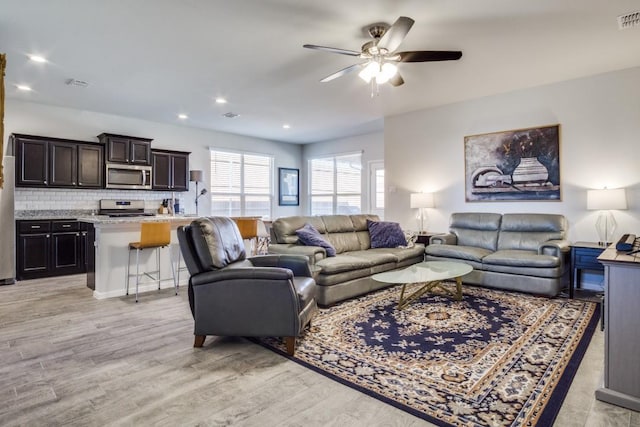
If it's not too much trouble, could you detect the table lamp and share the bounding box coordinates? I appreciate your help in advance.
[410,192,434,233]
[587,188,627,246]
[189,170,207,216]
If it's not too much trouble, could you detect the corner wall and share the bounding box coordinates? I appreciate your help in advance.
[384,66,640,243]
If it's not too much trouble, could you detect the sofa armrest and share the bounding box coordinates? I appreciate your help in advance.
[190,267,294,287]
[248,254,312,277]
[268,243,326,264]
[430,233,457,245]
[538,239,570,257]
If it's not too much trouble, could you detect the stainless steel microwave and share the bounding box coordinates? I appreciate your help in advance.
[105,163,152,190]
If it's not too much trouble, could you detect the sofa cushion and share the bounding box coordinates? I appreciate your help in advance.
[370,245,425,263]
[296,223,336,256]
[272,216,326,244]
[450,212,502,251]
[483,250,560,268]
[345,250,398,266]
[426,244,493,263]
[315,254,373,274]
[367,220,407,248]
[497,214,567,251]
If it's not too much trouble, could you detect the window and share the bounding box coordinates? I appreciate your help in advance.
[210,150,273,219]
[309,153,361,215]
[369,161,384,219]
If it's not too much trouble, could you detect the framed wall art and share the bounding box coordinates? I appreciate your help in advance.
[464,124,560,202]
[278,167,299,206]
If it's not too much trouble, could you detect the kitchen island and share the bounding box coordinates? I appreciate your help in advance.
[79,215,195,299]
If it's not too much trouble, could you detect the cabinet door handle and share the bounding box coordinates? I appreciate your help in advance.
[72,182,76,185]
[44,180,47,184]
[76,233,80,236]
[46,234,50,238]
[62,224,71,228]
[31,225,41,229]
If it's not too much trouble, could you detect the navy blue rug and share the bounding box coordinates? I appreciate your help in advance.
[257,282,600,427]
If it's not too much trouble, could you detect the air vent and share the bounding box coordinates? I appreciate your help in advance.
[65,78,89,87]
[222,112,240,118]
[618,11,640,30]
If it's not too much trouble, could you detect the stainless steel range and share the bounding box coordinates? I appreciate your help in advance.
[98,199,155,217]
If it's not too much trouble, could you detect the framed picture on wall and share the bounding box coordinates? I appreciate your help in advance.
[278,167,299,206]
[464,124,561,202]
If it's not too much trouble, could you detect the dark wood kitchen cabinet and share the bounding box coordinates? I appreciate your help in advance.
[77,144,104,188]
[152,149,189,191]
[16,220,85,280]
[99,133,152,165]
[12,134,104,189]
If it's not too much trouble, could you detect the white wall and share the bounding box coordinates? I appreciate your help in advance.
[4,99,303,218]
[302,132,384,215]
[385,66,640,243]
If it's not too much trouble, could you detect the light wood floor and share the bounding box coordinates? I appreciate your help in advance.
[1,275,638,426]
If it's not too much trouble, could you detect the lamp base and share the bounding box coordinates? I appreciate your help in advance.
[595,211,617,247]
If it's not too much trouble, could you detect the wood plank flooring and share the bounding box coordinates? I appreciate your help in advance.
[0,275,638,426]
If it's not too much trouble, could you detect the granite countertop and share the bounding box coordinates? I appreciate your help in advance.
[77,214,199,225]
[15,209,95,220]
[16,210,200,224]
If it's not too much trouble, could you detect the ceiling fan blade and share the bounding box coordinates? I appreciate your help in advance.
[397,50,463,62]
[320,63,364,82]
[377,16,414,53]
[303,44,361,56]
[389,72,404,87]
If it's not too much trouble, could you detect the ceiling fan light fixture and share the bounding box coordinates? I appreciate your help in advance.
[358,61,380,83]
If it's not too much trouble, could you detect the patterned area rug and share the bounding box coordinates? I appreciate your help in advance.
[256,282,599,427]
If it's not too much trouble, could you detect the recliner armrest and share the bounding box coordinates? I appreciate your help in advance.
[430,233,457,245]
[190,267,294,287]
[249,254,312,277]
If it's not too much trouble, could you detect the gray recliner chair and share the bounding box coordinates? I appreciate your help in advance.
[177,216,318,356]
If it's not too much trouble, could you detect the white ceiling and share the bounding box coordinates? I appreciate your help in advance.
[2,0,639,144]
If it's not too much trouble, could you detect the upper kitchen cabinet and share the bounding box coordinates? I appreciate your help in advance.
[99,133,152,165]
[12,134,104,189]
[152,150,190,191]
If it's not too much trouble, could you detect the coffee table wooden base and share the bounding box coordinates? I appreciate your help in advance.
[398,277,463,310]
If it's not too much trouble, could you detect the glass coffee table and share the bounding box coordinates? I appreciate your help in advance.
[372,261,473,310]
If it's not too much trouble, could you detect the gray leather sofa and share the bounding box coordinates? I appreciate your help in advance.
[425,212,570,296]
[268,214,425,306]
[177,217,318,355]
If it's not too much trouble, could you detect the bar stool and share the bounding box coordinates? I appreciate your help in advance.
[126,222,177,302]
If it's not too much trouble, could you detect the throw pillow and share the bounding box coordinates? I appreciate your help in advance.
[402,230,417,248]
[296,223,336,257]
[367,219,408,248]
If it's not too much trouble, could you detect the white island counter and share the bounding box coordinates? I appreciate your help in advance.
[79,215,196,299]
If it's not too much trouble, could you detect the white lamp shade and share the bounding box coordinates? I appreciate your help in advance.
[189,170,203,182]
[587,188,627,210]
[410,192,434,209]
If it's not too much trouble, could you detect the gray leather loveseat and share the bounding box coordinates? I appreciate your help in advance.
[268,214,425,306]
[425,212,570,296]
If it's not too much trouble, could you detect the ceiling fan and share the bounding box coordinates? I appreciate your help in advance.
[303,16,462,90]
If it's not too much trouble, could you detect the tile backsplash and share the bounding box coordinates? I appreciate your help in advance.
[15,188,185,211]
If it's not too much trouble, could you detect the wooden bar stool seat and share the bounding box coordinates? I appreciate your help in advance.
[126,222,177,302]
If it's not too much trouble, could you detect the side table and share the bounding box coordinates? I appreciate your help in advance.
[415,231,443,246]
[569,241,605,299]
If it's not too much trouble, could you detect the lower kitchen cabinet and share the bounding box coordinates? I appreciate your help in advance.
[16,220,88,280]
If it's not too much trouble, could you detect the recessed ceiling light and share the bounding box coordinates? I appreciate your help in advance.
[222,112,239,118]
[16,85,32,91]
[215,97,227,104]
[29,55,47,63]
[178,114,188,120]
[283,124,291,129]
